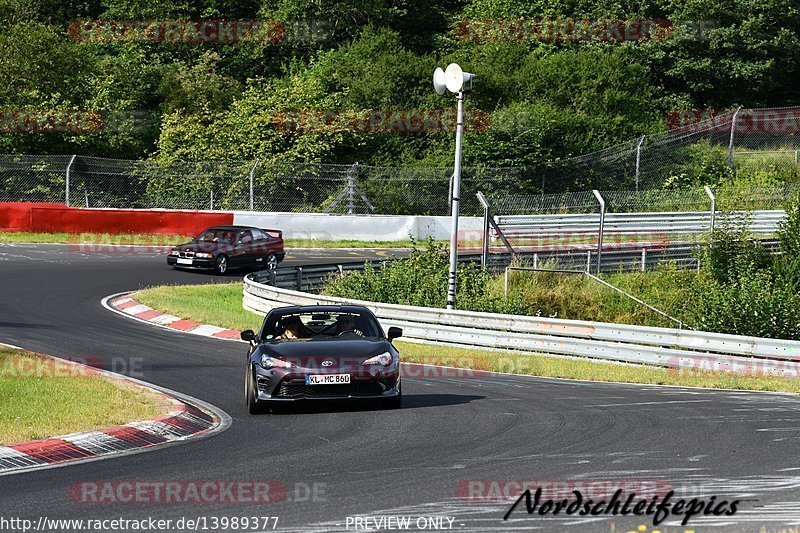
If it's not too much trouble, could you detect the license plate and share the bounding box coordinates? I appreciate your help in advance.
[306,374,350,385]
[177,258,193,265]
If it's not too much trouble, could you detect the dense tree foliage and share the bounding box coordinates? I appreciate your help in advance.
[1,0,798,168]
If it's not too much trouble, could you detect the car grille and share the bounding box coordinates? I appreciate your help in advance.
[178,251,195,258]
[275,378,389,398]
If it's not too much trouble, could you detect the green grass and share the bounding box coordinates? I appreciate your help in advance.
[0,348,164,444]
[136,283,261,331]
[495,265,696,328]
[132,283,800,394]
[0,231,192,246]
[0,231,415,248]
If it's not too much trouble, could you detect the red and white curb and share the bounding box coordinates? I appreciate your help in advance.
[0,343,230,476]
[104,293,243,341]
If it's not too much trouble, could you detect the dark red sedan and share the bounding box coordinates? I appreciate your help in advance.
[167,225,285,274]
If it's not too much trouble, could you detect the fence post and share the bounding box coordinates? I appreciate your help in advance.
[476,191,490,270]
[210,190,214,210]
[727,106,742,168]
[533,253,538,269]
[249,159,259,211]
[347,163,359,214]
[65,154,76,207]
[296,267,303,290]
[504,266,509,297]
[635,135,645,191]
[586,250,592,273]
[641,247,646,272]
[592,189,605,275]
[704,185,716,233]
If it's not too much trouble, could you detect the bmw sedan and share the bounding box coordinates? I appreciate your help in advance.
[167,225,285,274]
[241,305,402,413]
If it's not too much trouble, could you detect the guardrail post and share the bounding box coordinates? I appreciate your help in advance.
[586,250,591,273]
[592,189,605,274]
[641,247,646,272]
[704,185,716,233]
[249,159,259,211]
[533,253,538,270]
[504,266,509,297]
[337,264,343,276]
[727,106,742,168]
[269,269,276,286]
[65,154,76,206]
[296,267,303,290]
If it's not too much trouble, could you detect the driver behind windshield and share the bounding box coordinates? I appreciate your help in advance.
[335,315,363,336]
[280,316,307,339]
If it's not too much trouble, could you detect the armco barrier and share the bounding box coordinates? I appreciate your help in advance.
[0,202,233,235]
[496,210,787,241]
[242,274,800,375]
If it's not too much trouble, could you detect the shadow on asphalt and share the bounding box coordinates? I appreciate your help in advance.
[262,394,485,415]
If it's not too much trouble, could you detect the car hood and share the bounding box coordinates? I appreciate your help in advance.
[259,338,392,368]
[177,241,233,253]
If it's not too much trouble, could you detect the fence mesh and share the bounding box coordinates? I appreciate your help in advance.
[1,106,799,215]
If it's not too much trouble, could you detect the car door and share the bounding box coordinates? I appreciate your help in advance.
[231,230,254,267]
[250,229,271,267]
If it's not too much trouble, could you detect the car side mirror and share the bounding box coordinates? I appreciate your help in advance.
[240,330,257,344]
[387,327,403,341]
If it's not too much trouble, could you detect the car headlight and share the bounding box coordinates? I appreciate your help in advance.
[195,252,213,259]
[362,351,393,366]
[260,354,293,369]
[168,249,179,256]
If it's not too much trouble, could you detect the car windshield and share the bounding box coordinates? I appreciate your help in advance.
[197,229,236,244]
[261,311,382,341]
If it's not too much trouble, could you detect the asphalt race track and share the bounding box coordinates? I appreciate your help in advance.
[2,242,800,532]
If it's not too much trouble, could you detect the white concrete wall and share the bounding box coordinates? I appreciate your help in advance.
[231,212,484,241]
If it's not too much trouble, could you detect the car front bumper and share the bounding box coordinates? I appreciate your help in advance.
[167,256,216,269]
[252,365,400,402]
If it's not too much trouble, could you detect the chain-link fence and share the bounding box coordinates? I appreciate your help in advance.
[1,106,799,215]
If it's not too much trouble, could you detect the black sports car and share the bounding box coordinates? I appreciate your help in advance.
[241,305,403,413]
[167,225,285,274]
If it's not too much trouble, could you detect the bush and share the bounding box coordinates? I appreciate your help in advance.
[323,239,527,313]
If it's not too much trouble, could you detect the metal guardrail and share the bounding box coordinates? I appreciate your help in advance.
[495,210,787,240]
[242,277,800,375]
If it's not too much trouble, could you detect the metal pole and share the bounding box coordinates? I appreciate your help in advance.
[210,190,214,210]
[592,189,605,275]
[504,266,509,297]
[704,185,716,233]
[347,164,359,214]
[641,247,646,272]
[65,154,76,206]
[446,91,464,310]
[727,106,741,168]
[249,159,259,211]
[635,135,645,191]
[476,191,490,270]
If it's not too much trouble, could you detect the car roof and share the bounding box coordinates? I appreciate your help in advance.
[271,305,372,314]
[203,225,258,231]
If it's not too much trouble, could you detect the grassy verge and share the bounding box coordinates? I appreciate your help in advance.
[0,231,191,246]
[0,347,165,444]
[132,283,800,394]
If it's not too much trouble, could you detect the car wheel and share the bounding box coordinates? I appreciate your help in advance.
[214,254,229,275]
[265,253,278,270]
[383,380,402,409]
[245,366,264,415]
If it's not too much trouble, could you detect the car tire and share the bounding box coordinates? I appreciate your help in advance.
[245,366,264,415]
[214,254,229,275]
[383,381,402,409]
[265,253,278,270]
